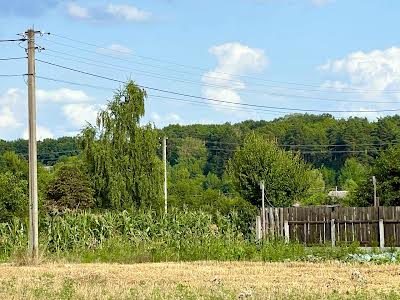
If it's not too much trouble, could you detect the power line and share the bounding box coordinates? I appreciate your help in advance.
[36,59,400,114]
[0,57,27,61]
[168,136,400,148]
[0,38,26,42]
[36,76,287,117]
[0,74,27,77]
[38,50,400,105]
[47,33,400,93]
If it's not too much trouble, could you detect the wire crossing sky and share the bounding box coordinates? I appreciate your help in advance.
[0,0,400,140]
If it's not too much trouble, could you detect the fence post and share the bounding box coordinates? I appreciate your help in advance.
[331,219,336,247]
[284,220,289,243]
[256,216,262,241]
[379,218,385,249]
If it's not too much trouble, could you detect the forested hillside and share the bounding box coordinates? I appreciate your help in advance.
[2,113,400,184]
[164,114,399,177]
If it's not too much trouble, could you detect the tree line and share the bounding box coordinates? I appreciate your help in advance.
[2,81,400,224]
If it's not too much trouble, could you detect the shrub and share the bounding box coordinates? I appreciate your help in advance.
[46,165,95,211]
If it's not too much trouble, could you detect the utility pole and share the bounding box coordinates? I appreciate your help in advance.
[260,181,265,237]
[372,176,378,207]
[163,137,168,214]
[26,28,39,261]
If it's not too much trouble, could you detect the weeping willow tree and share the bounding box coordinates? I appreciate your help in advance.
[80,81,163,209]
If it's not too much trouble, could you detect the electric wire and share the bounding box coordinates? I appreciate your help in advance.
[0,38,26,42]
[36,76,288,117]
[38,50,400,104]
[36,59,400,114]
[47,33,400,93]
[0,57,27,61]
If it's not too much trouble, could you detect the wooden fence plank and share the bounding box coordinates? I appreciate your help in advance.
[259,206,400,246]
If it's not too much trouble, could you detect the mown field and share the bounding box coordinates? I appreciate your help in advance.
[1,261,400,299]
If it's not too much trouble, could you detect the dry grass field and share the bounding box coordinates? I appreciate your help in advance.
[0,261,400,299]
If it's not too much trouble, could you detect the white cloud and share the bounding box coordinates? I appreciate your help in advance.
[63,103,101,128]
[149,112,182,127]
[97,44,132,56]
[202,42,267,112]
[65,2,151,22]
[106,4,151,22]
[0,107,21,128]
[37,88,91,103]
[23,126,54,141]
[319,47,400,120]
[319,47,400,99]
[0,88,24,130]
[148,112,214,128]
[66,2,89,19]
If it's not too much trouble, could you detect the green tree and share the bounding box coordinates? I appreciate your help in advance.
[81,81,163,209]
[46,164,94,211]
[338,158,369,189]
[352,145,400,206]
[175,137,207,177]
[227,134,311,207]
[320,166,336,189]
[372,145,400,206]
[0,172,28,222]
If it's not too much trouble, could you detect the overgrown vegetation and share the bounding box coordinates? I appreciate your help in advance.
[1,81,400,265]
[0,209,372,263]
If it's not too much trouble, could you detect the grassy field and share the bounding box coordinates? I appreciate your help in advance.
[0,261,400,299]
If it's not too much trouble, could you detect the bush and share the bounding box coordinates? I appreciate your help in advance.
[0,172,28,222]
[46,165,95,211]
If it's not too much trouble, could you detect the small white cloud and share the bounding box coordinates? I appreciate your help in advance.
[63,103,101,128]
[66,2,90,19]
[65,2,151,22]
[0,88,24,130]
[149,112,184,127]
[23,126,54,141]
[97,44,132,56]
[202,42,267,112]
[37,88,91,103]
[0,107,21,128]
[106,4,151,22]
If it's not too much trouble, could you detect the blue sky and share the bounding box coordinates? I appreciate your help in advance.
[1,0,400,140]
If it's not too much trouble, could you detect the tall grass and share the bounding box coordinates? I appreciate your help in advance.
[0,209,367,263]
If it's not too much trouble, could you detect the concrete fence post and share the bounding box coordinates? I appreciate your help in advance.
[284,220,290,243]
[379,219,385,249]
[331,219,336,247]
[256,216,262,241]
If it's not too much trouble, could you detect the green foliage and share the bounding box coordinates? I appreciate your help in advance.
[350,145,400,206]
[175,137,207,177]
[80,81,163,209]
[46,164,95,211]
[320,166,337,189]
[371,145,400,206]
[0,172,28,222]
[0,137,79,166]
[338,158,369,189]
[0,210,369,264]
[227,134,311,207]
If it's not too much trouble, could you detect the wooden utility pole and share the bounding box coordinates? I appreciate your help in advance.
[27,28,39,261]
[163,137,168,214]
[260,181,265,237]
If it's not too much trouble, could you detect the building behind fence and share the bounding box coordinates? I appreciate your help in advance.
[256,206,400,248]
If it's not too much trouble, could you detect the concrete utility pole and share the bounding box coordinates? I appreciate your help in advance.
[27,28,39,261]
[372,176,378,207]
[260,181,265,237]
[163,137,168,214]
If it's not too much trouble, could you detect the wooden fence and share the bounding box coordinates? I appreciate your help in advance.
[256,206,400,247]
